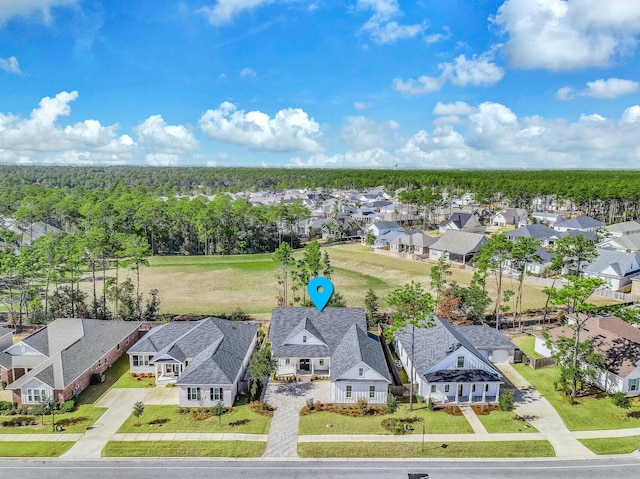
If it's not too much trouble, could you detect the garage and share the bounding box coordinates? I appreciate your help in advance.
[491,349,510,362]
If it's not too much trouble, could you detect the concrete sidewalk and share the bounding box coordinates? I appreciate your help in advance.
[459,406,488,435]
[496,363,597,458]
[111,433,267,441]
[298,433,545,442]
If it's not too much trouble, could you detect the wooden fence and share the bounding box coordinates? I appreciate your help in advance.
[528,356,557,369]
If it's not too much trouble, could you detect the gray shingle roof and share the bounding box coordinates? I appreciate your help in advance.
[602,233,640,252]
[429,231,487,255]
[507,224,557,241]
[395,315,500,378]
[585,249,640,279]
[440,213,474,229]
[554,216,603,230]
[0,326,12,340]
[330,324,390,382]
[606,221,640,234]
[455,325,516,351]
[130,317,257,386]
[425,369,501,382]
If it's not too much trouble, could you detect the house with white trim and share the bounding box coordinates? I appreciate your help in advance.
[127,317,257,407]
[583,249,640,290]
[269,307,391,404]
[393,316,513,404]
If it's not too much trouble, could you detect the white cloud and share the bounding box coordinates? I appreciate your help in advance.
[0,56,21,74]
[199,0,277,26]
[556,86,575,101]
[393,53,504,95]
[558,78,639,100]
[199,101,323,152]
[425,26,451,45]
[353,102,373,110]
[358,0,426,44]
[240,67,257,77]
[0,0,78,24]
[621,105,640,124]
[492,0,640,71]
[340,116,399,151]
[291,148,397,168]
[432,101,475,116]
[145,153,180,166]
[134,114,199,151]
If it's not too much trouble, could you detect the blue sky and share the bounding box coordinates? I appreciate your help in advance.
[0,0,638,168]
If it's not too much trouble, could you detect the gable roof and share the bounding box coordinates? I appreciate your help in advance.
[584,249,640,278]
[507,224,557,241]
[600,233,640,252]
[395,315,501,378]
[330,324,390,382]
[394,232,438,248]
[440,213,476,229]
[606,221,640,234]
[554,216,603,230]
[429,230,487,255]
[5,319,140,390]
[130,317,257,386]
[455,325,516,351]
[369,220,401,230]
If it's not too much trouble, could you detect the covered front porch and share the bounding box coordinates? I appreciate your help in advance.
[153,361,184,384]
[424,369,502,404]
[275,357,330,377]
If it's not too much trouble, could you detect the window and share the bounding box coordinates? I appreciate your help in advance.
[98,359,101,367]
[358,367,364,377]
[346,385,352,398]
[485,384,489,392]
[132,355,140,367]
[285,358,290,366]
[319,359,324,366]
[187,387,200,401]
[431,385,436,393]
[126,338,129,345]
[210,388,221,401]
[26,388,47,403]
[117,343,120,350]
[629,378,639,391]
[369,386,375,398]
[457,356,465,368]
[303,335,307,343]
[472,384,476,392]
[444,384,450,393]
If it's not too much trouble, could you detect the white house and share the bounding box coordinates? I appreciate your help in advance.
[393,316,512,404]
[127,317,257,407]
[438,213,485,234]
[429,230,487,264]
[366,220,402,237]
[533,314,640,397]
[553,216,603,233]
[491,208,528,227]
[269,307,391,404]
[583,249,640,290]
[605,221,640,238]
[531,212,564,226]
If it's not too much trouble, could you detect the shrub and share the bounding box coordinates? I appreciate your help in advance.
[0,400,13,413]
[499,391,515,412]
[89,372,103,385]
[1,416,37,428]
[229,418,250,427]
[59,400,76,414]
[249,401,274,417]
[611,392,630,409]
[356,398,369,416]
[148,418,169,426]
[306,398,314,411]
[427,398,435,411]
[386,394,398,414]
[381,416,423,434]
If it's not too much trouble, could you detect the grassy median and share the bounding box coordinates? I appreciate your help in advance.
[102,440,266,457]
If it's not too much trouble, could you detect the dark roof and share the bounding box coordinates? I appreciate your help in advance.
[507,224,556,241]
[554,216,603,230]
[440,213,474,229]
[330,324,390,382]
[22,327,50,356]
[0,326,13,339]
[455,325,516,351]
[395,315,500,378]
[131,318,257,386]
[370,221,401,230]
[429,231,487,255]
[425,369,502,383]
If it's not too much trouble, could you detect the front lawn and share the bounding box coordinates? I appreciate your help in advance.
[76,354,132,404]
[298,404,472,435]
[117,404,271,434]
[579,436,640,455]
[112,372,156,388]
[513,364,640,431]
[103,440,266,457]
[298,440,555,458]
[0,441,75,457]
[0,405,107,434]
[475,410,538,433]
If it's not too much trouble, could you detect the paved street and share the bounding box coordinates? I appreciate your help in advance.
[263,379,330,457]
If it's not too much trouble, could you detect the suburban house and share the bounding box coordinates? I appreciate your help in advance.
[491,208,528,228]
[127,317,257,407]
[553,216,603,233]
[390,231,437,256]
[429,230,487,264]
[0,318,140,405]
[438,213,486,234]
[605,221,640,238]
[507,224,558,247]
[598,233,640,253]
[503,244,555,275]
[366,220,403,237]
[393,316,512,404]
[531,212,564,226]
[269,307,391,404]
[583,249,640,290]
[533,314,640,396]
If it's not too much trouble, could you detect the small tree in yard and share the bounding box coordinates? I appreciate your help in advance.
[385,281,437,411]
[33,399,48,427]
[364,288,381,327]
[213,401,226,426]
[132,401,145,426]
[498,391,514,418]
[249,347,276,400]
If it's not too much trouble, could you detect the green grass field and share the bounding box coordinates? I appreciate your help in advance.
[0,405,106,434]
[102,440,266,457]
[579,436,640,455]
[80,244,620,315]
[511,335,542,359]
[513,364,640,431]
[117,404,271,434]
[0,441,75,457]
[76,354,132,404]
[298,404,472,435]
[297,440,555,458]
[475,410,537,433]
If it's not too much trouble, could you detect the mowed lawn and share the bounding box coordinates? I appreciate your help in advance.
[513,364,640,431]
[298,404,473,435]
[0,441,75,457]
[579,436,640,455]
[103,440,265,457]
[80,244,621,315]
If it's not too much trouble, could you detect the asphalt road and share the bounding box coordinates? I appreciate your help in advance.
[1,458,639,479]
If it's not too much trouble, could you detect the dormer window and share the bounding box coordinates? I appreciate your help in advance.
[457,356,464,368]
[303,335,307,343]
[358,367,364,377]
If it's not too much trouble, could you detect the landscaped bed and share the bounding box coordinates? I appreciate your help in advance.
[102,440,266,457]
[0,405,107,434]
[117,403,272,434]
[298,403,473,435]
[0,441,75,457]
[472,405,537,433]
[297,440,555,458]
[513,364,640,431]
[579,436,640,455]
[112,371,156,388]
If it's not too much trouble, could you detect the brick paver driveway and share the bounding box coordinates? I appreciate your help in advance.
[263,380,330,457]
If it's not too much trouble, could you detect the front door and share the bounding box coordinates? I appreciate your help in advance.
[457,384,463,397]
[300,359,310,371]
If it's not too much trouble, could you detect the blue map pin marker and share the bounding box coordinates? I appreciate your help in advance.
[307,277,334,312]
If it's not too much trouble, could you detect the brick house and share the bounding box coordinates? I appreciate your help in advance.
[0,318,141,405]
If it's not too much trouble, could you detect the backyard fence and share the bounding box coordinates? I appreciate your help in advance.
[527,355,557,369]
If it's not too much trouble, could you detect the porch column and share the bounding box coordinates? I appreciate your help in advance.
[495,383,500,402]
[311,361,315,374]
[454,383,459,403]
[469,385,473,403]
[482,384,486,403]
